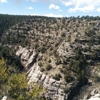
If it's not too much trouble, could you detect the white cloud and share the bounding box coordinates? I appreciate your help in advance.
[61,0,100,13]
[68,5,95,12]
[67,0,100,7]
[61,1,73,6]
[44,13,63,17]
[27,0,100,13]
[49,4,60,10]
[31,13,63,17]
[26,7,33,9]
[0,0,7,3]
[28,0,100,7]
[97,7,100,12]
[49,4,62,11]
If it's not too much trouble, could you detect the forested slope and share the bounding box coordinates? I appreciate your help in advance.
[0,14,100,100]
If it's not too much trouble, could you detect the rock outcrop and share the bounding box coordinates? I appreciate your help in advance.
[16,46,67,100]
[27,63,66,100]
[1,96,8,100]
[16,46,90,100]
[16,46,37,70]
[87,89,100,100]
[57,42,75,58]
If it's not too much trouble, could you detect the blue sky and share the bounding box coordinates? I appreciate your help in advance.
[0,0,100,17]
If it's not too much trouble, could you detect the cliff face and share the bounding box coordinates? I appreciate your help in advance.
[16,46,37,70]
[17,46,87,100]
[16,46,67,100]
[27,63,66,100]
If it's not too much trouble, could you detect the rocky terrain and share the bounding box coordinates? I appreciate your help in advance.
[16,46,66,100]
[1,15,100,100]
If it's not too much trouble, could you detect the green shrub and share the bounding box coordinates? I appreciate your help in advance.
[41,68,45,72]
[60,68,64,73]
[63,87,69,93]
[46,64,52,70]
[55,42,59,47]
[53,74,62,81]
[64,73,73,83]
[48,59,51,63]
[61,33,65,37]
[55,59,61,65]
[34,43,39,49]
[38,62,43,67]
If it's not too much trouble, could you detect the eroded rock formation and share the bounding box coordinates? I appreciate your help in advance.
[16,46,68,100]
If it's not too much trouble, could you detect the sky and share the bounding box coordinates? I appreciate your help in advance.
[0,0,100,17]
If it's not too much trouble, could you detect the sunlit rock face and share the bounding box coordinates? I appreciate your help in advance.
[16,46,67,100]
[88,94,100,100]
[16,46,37,70]
[87,88,100,100]
[27,62,66,100]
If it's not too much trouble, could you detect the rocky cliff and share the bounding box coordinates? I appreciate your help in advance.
[16,46,67,100]
[16,46,91,100]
